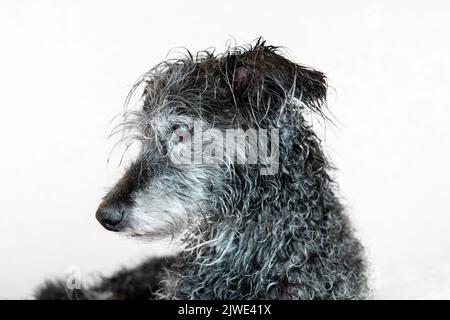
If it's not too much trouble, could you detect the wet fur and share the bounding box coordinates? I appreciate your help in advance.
[35,39,368,300]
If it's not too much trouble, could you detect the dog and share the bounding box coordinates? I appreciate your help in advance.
[35,39,368,300]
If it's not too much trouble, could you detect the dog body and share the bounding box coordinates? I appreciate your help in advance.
[36,41,368,300]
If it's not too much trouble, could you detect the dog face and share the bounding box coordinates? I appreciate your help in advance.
[95,42,327,242]
[96,117,222,241]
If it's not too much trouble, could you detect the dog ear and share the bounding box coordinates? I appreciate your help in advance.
[286,63,327,109]
[234,46,327,110]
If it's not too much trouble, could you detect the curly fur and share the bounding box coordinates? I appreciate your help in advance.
[35,39,368,300]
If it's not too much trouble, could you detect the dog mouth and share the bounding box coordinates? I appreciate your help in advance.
[115,213,189,241]
[124,227,184,242]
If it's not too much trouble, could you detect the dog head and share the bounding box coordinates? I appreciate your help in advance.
[95,40,327,242]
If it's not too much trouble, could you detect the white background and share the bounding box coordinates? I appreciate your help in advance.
[1,0,449,299]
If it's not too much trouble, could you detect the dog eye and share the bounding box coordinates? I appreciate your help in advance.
[172,123,191,142]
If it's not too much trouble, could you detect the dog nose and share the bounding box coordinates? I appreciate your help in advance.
[96,204,124,231]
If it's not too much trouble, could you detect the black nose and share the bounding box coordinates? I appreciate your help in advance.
[96,204,125,231]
